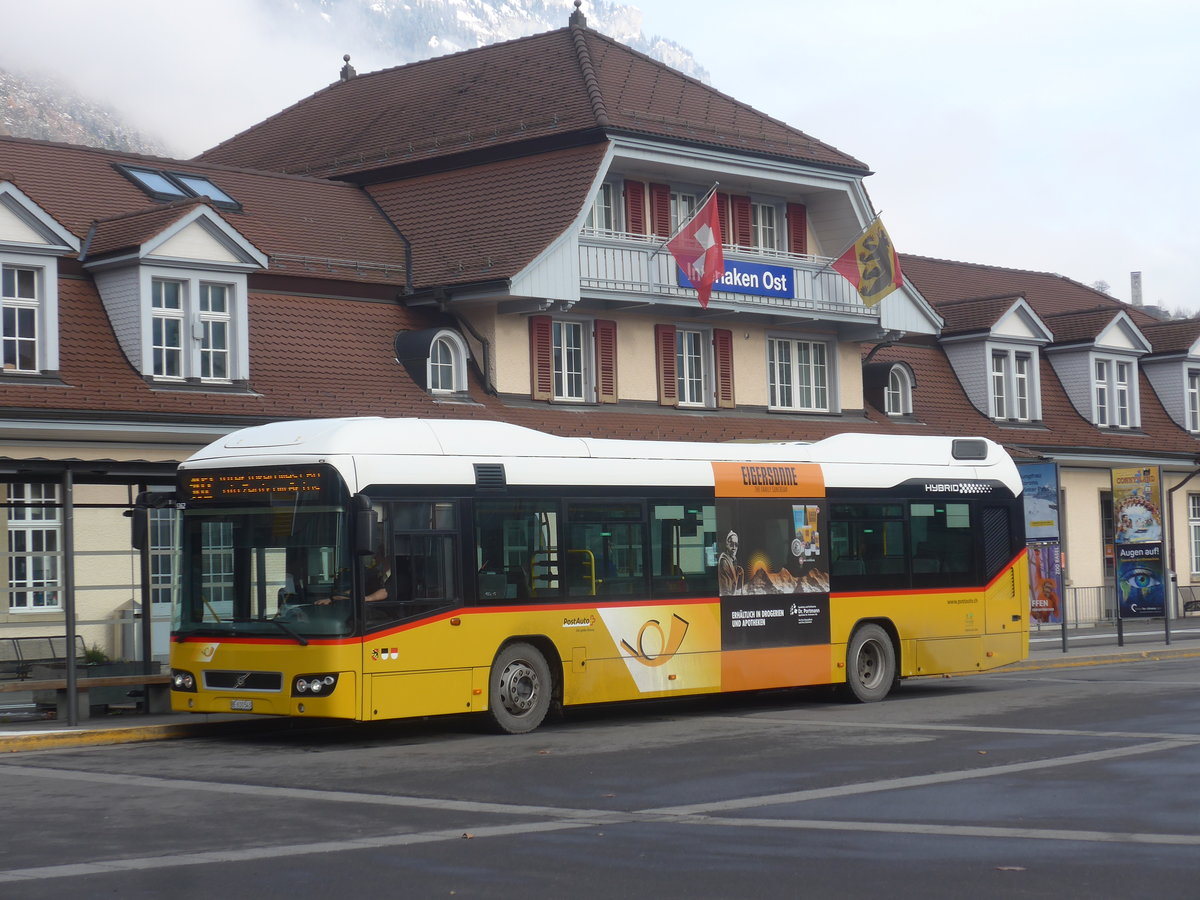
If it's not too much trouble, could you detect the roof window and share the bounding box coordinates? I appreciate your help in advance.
[116,165,240,210]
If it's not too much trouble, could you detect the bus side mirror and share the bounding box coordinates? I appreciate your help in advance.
[128,491,176,552]
[353,494,377,555]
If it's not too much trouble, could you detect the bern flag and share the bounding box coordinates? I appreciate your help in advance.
[832,217,903,307]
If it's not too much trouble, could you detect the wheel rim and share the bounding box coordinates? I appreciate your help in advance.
[855,639,884,690]
[498,659,539,715]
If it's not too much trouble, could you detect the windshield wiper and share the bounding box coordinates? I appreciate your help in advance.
[266,618,309,646]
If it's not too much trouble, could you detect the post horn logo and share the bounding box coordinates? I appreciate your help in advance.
[620,614,690,667]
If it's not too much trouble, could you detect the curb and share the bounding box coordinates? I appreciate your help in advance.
[0,716,288,754]
[1005,646,1200,673]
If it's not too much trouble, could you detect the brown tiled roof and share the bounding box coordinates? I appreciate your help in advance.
[901,254,1162,328]
[0,137,409,285]
[1140,319,1200,355]
[369,144,607,288]
[935,294,1024,336]
[84,200,208,259]
[197,26,867,178]
[1041,308,1135,345]
[865,340,1200,459]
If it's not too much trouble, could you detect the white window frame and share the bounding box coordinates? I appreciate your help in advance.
[6,483,62,612]
[1187,370,1200,433]
[990,347,1037,422]
[750,202,777,251]
[150,505,177,609]
[670,192,697,233]
[885,364,912,416]
[427,330,469,394]
[584,183,615,232]
[142,267,245,383]
[767,336,830,412]
[676,327,713,407]
[2,263,40,373]
[552,318,591,402]
[1189,494,1200,576]
[1093,354,1138,428]
[0,253,59,375]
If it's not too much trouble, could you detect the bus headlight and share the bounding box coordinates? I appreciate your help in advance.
[293,674,338,697]
[171,669,197,692]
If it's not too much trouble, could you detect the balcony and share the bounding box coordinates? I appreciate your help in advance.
[579,229,878,322]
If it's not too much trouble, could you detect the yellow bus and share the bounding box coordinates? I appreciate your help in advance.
[168,418,1029,733]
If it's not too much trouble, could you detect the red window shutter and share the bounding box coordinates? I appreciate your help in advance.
[730,195,752,247]
[529,315,553,402]
[649,183,672,237]
[787,202,808,255]
[624,179,646,235]
[595,319,618,404]
[716,192,730,247]
[714,328,735,409]
[654,324,678,406]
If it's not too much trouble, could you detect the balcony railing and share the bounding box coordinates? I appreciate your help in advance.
[579,229,877,320]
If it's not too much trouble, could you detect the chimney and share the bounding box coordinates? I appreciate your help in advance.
[1131,271,1143,307]
[340,54,356,82]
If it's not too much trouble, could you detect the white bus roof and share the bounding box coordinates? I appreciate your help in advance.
[184,418,1022,496]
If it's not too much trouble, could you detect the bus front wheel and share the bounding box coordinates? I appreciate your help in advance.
[488,642,552,734]
[843,624,896,703]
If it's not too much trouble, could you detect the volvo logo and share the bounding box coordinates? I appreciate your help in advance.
[234,672,251,689]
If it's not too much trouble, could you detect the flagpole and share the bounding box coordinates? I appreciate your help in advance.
[648,182,720,259]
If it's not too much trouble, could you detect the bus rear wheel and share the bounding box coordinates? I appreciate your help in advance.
[488,642,552,734]
[843,624,896,703]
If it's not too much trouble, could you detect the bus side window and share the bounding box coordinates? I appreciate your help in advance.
[366,502,458,629]
[475,499,559,602]
[650,501,716,597]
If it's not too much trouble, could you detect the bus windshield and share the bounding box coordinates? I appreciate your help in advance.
[174,466,354,639]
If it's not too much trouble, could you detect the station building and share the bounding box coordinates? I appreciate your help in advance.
[1,5,1196,664]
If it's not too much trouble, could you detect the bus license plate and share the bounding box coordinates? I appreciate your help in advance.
[231,699,253,711]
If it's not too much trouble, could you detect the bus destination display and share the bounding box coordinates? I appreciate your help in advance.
[185,470,328,502]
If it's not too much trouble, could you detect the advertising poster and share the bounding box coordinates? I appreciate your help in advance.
[1115,543,1165,618]
[1111,467,1164,619]
[1112,466,1162,543]
[714,495,830,649]
[1020,463,1060,542]
[1028,543,1063,624]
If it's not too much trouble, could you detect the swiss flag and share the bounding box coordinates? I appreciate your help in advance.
[667,193,724,308]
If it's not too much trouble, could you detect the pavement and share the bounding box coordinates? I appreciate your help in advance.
[3,623,1200,754]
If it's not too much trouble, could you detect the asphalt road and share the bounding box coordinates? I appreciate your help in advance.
[2,657,1199,899]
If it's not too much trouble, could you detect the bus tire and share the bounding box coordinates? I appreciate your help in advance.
[843,624,896,703]
[488,642,552,734]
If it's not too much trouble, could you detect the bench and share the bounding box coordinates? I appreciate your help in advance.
[0,673,172,720]
[0,635,87,681]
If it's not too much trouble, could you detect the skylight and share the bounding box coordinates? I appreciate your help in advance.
[115,164,241,210]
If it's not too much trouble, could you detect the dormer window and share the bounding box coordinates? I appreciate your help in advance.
[991,349,1034,421]
[428,330,468,394]
[116,164,240,211]
[149,274,238,382]
[1188,370,1200,432]
[1094,356,1137,428]
[2,264,40,372]
[885,364,913,416]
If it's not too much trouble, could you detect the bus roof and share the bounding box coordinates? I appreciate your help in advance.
[183,418,1022,496]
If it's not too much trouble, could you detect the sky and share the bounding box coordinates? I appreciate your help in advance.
[3,0,1196,312]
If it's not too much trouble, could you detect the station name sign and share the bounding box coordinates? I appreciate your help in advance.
[679,259,794,300]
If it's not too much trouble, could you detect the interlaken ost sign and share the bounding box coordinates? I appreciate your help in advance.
[678,258,794,300]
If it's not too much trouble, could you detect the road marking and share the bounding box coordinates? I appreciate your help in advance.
[643,740,1191,815]
[0,736,1195,884]
[754,717,1200,743]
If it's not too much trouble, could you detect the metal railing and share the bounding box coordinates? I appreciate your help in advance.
[578,229,877,318]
